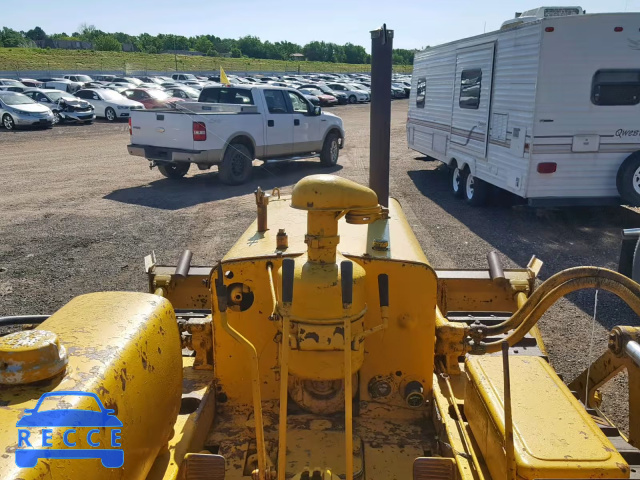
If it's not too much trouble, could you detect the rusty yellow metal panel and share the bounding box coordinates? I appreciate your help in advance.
[465,355,630,480]
[223,197,428,265]
[0,292,183,480]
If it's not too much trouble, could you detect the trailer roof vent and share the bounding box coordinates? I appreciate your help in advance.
[501,6,584,30]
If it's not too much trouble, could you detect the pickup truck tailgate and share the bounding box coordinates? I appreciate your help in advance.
[130,110,194,151]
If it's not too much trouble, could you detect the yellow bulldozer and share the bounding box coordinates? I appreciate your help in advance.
[0,27,639,480]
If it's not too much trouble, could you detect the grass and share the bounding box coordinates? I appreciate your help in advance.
[0,48,413,75]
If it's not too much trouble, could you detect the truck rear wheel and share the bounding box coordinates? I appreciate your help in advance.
[158,162,190,179]
[616,151,640,206]
[320,133,340,167]
[464,171,490,206]
[219,143,253,185]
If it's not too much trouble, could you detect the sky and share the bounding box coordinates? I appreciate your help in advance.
[2,0,640,51]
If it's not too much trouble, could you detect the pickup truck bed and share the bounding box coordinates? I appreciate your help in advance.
[128,85,344,185]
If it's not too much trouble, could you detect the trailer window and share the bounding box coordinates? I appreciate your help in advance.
[416,77,426,108]
[459,69,482,109]
[591,70,640,106]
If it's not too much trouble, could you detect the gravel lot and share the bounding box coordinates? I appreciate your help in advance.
[0,99,637,431]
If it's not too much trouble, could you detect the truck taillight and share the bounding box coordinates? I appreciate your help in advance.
[128,117,132,135]
[193,122,206,141]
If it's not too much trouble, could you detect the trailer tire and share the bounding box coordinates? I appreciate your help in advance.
[464,171,490,206]
[158,162,190,179]
[450,164,466,198]
[219,143,253,185]
[616,152,640,206]
[320,132,340,166]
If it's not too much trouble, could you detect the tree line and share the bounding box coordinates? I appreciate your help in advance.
[0,24,417,65]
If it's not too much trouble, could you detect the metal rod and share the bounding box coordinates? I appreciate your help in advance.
[626,340,640,368]
[0,315,48,326]
[487,251,505,282]
[369,25,393,207]
[502,342,517,480]
[216,266,267,480]
[341,261,354,480]
[622,228,640,239]
[154,287,167,297]
[174,249,193,278]
[277,259,295,480]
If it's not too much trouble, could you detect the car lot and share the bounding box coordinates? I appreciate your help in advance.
[0,98,637,431]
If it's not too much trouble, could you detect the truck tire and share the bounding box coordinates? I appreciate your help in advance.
[320,133,340,167]
[158,162,190,179]
[464,171,490,206]
[616,151,640,206]
[450,164,466,198]
[219,143,253,185]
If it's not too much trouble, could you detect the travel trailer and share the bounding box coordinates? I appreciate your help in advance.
[407,7,640,206]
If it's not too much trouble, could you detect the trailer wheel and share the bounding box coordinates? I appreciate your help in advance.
[158,162,190,179]
[450,165,466,198]
[219,143,253,185]
[616,151,640,206]
[464,171,490,206]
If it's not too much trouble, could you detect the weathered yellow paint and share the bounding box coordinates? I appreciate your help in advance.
[465,355,629,480]
[0,292,183,480]
[0,330,68,384]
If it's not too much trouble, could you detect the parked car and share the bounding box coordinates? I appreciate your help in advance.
[391,85,406,99]
[171,73,199,83]
[136,76,164,84]
[299,84,348,105]
[74,88,144,121]
[325,83,369,103]
[0,78,25,88]
[63,74,93,85]
[23,88,95,124]
[37,78,83,93]
[395,81,411,97]
[93,74,116,82]
[0,91,54,130]
[163,86,200,100]
[0,85,27,93]
[128,85,344,184]
[121,88,184,110]
[300,91,320,106]
[112,77,143,86]
[105,82,137,90]
[299,88,338,107]
[18,78,43,88]
[104,85,130,94]
[182,80,205,90]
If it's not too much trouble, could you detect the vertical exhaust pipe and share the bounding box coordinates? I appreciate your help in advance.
[369,24,394,207]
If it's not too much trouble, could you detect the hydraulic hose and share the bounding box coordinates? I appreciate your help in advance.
[0,315,49,326]
[475,273,640,353]
[475,267,640,337]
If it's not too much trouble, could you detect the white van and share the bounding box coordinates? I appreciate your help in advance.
[407,7,640,206]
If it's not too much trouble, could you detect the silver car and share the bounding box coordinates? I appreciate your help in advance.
[325,83,370,104]
[0,91,54,130]
[23,88,95,124]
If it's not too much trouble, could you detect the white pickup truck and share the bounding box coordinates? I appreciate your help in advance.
[127,85,345,185]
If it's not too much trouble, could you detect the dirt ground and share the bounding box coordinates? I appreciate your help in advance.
[0,99,637,431]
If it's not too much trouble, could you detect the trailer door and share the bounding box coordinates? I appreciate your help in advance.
[451,42,495,157]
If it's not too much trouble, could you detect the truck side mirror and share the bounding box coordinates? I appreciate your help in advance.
[314,106,321,116]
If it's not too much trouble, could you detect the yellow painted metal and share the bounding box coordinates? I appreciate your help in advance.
[569,325,640,448]
[146,357,216,480]
[290,174,378,212]
[277,299,292,480]
[218,305,268,480]
[0,329,68,384]
[0,292,182,480]
[343,299,354,480]
[465,355,630,480]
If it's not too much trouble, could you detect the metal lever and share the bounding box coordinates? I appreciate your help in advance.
[487,250,505,282]
[341,261,353,308]
[378,273,389,307]
[175,249,193,278]
[282,258,295,305]
[340,260,354,480]
[278,258,295,480]
[216,263,266,480]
